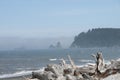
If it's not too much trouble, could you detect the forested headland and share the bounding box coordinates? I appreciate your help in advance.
[71,28,120,48]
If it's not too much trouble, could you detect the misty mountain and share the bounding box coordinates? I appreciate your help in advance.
[71,28,120,48]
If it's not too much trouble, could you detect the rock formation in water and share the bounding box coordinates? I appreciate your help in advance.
[49,42,62,49]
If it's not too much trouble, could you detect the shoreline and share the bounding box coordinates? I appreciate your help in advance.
[0,75,31,80]
[1,77,23,80]
[1,52,120,80]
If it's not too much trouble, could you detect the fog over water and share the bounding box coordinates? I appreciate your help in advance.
[0,0,120,50]
[0,37,73,50]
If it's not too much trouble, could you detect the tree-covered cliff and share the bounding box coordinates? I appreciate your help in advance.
[71,28,120,48]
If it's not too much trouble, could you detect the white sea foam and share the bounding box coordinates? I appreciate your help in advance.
[49,58,57,61]
[78,59,94,63]
[77,63,95,68]
[117,58,120,61]
[16,67,31,70]
[0,67,44,79]
[49,58,68,61]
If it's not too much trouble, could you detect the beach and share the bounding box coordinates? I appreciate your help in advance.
[0,48,120,80]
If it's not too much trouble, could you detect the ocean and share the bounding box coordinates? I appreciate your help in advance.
[0,48,120,79]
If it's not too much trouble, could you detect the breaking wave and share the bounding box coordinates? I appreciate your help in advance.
[49,58,57,61]
[78,59,94,63]
[0,67,44,79]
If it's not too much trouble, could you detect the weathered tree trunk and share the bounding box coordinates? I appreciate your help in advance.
[93,52,105,74]
[68,55,76,69]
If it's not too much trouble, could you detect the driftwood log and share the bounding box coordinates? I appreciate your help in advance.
[26,52,120,80]
[68,55,77,69]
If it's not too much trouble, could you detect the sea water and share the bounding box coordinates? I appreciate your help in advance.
[0,48,120,79]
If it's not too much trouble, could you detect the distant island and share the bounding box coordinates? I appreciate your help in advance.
[71,28,120,48]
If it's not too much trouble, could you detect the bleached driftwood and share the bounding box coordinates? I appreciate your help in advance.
[68,55,77,69]
[96,52,105,73]
[92,52,120,80]
[25,52,120,80]
[61,58,67,68]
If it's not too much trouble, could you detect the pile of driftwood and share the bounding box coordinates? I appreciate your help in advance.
[25,52,120,80]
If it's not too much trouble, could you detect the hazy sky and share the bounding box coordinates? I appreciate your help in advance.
[0,0,120,38]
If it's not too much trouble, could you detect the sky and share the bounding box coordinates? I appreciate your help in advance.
[0,0,120,38]
[0,0,120,49]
